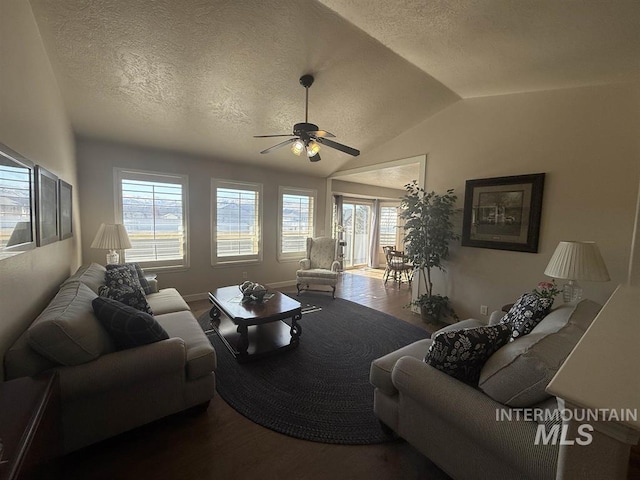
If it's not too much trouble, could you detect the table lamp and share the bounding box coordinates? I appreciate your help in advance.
[90,223,132,265]
[544,241,610,303]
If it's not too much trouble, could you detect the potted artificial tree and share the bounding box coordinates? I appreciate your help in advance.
[400,181,459,323]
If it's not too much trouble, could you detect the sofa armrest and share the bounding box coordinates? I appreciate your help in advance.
[392,356,495,411]
[299,258,310,269]
[147,278,159,294]
[56,337,186,399]
[489,310,505,325]
[433,318,485,335]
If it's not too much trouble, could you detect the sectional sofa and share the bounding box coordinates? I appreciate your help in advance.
[4,263,216,453]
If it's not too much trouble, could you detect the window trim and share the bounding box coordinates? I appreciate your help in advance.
[277,186,317,262]
[211,178,263,267]
[114,168,189,271]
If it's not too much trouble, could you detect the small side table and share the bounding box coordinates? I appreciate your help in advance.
[0,373,61,480]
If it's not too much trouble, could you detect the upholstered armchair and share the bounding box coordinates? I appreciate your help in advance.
[296,237,340,298]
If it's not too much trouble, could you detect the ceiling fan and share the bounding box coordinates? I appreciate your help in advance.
[254,74,360,162]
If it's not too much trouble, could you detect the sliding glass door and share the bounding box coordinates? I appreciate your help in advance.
[342,201,372,268]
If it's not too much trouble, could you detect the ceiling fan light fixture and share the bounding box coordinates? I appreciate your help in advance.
[291,139,305,156]
[306,140,320,157]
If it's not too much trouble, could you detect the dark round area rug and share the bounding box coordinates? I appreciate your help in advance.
[199,293,429,444]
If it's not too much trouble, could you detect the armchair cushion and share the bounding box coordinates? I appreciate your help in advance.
[425,324,512,385]
[308,237,338,269]
[92,297,169,350]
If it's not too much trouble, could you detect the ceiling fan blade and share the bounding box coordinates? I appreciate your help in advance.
[316,137,360,156]
[309,130,336,138]
[254,134,294,138]
[260,138,296,154]
[309,152,321,162]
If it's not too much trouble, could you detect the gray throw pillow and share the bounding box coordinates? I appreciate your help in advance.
[92,297,168,350]
[424,323,512,385]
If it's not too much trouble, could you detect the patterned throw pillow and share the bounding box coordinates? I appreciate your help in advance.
[424,324,513,385]
[106,263,152,294]
[130,263,152,295]
[105,265,141,290]
[99,284,153,315]
[501,293,554,340]
[92,297,168,350]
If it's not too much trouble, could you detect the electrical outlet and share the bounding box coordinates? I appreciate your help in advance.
[480,305,488,316]
[242,272,248,279]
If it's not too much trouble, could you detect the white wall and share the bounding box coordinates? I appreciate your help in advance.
[0,0,79,379]
[345,82,640,320]
[76,138,328,297]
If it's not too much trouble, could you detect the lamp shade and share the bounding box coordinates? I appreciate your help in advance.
[544,241,610,282]
[90,223,132,250]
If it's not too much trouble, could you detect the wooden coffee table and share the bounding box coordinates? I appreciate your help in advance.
[208,286,302,362]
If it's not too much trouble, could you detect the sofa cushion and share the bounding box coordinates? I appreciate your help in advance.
[155,311,217,380]
[99,283,154,315]
[425,324,512,385]
[479,299,602,407]
[27,282,115,365]
[501,292,554,340]
[370,339,433,395]
[61,263,106,294]
[92,297,169,350]
[146,288,190,316]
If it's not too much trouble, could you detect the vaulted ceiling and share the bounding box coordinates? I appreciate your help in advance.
[29,0,640,177]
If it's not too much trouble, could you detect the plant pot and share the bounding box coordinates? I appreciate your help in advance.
[420,305,438,323]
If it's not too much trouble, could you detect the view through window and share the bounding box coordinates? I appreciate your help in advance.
[117,170,188,268]
[280,188,315,258]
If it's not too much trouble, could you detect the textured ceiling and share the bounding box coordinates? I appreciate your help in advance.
[318,0,640,98]
[27,0,640,178]
[28,0,458,177]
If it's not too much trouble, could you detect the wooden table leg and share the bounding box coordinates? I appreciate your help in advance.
[290,311,302,345]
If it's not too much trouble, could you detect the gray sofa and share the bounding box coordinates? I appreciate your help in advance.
[370,299,602,480]
[4,263,216,453]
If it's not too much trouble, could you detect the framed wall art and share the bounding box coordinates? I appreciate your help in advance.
[35,165,59,246]
[461,173,545,253]
[58,179,73,240]
[0,143,36,258]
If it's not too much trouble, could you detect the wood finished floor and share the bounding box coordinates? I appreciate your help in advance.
[59,270,451,480]
[57,270,640,479]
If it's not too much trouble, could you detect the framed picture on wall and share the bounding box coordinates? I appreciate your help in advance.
[35,165,59,246]
[58,179,73,240]
[461,173,545,253]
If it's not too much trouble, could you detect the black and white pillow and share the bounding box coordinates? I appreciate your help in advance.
[92,297,168,350]
[501,293,554,340]
[424,324,512,385]
[105,265,142,290]
[99,284,153,315]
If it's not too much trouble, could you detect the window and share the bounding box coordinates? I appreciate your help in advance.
[278,187,316,261]
[115,169,188,269]
[212,179,262,265]
[379,205,399,248]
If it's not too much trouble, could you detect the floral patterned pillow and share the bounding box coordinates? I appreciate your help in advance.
[424,324,512,385]
[99,284,153,315]
[501,292,554,340]
[106,263,152,295]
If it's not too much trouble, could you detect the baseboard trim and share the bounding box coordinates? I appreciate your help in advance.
[265,280,297,288]
[183,292,209,302]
